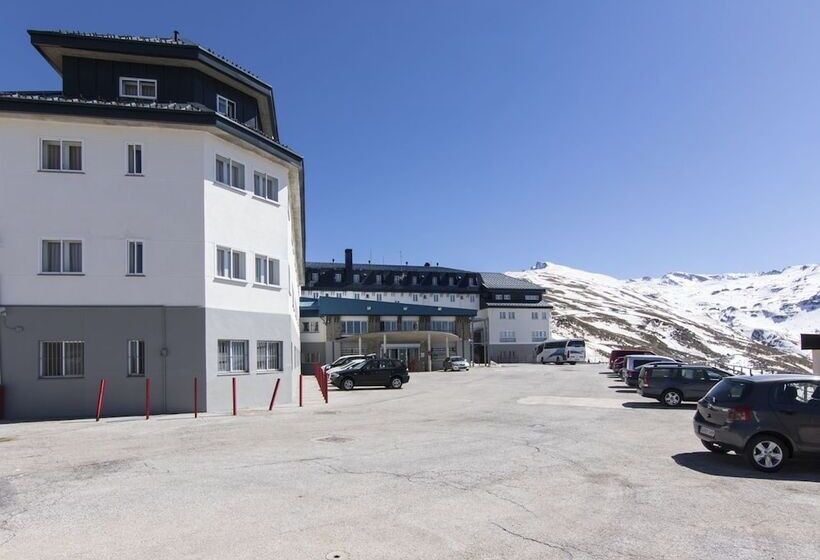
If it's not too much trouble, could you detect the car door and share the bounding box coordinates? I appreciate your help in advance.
[375,359,394,385]
[687,368,715,400]
[355,359,379,386]
[772,381,820,453]
[678,368,704,400]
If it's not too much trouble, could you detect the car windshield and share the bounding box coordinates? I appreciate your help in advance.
[340,359,366,371]
[705,379,751,402]
[330,356,355,367]
[450,356,464,361]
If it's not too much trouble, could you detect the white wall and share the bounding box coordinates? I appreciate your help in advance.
[479,307,552,345]
[813,349,820,375]
[0,116,206,306]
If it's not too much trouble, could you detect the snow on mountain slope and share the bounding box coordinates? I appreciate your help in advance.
[510,263,818,372]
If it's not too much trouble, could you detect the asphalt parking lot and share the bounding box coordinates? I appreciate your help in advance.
[1,363,818,559]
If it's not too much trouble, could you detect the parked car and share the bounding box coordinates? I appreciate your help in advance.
[330,358,410,391]
[693,375,820,472]
[443,356,470,372]
[637,364,733,406]
[323,353,375,373]
[609,348,652,370]
[620,354,678,385]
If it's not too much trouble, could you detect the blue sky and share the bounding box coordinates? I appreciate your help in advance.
[3,1,819,278]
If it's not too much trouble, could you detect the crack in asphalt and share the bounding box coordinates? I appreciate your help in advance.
[491,522,574,559]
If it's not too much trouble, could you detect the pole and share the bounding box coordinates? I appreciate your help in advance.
[232,377,237,416]
[268,378,281,411]
[299,373,303,407]
[95,379,106,422]
[145,377,151,420]
[194,377,198,418]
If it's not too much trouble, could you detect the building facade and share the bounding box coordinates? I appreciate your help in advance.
[300,250,553,368]
[0,30,305,420]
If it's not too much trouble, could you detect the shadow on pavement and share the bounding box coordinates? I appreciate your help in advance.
[673,452,820,482]
[622,401,696,410]
[615,389,637,394]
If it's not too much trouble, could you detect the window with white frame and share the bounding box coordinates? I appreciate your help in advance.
[499,331,516,343]
[431,320,455,333]
[217,339,248,373]
[509,311,516,319]
[334,272,342,282]
[40,341,84,377]
[412,294,418,302]
[216,247,246,280]
[253,172,279,202]
[254,255,280,286]
[303,351,320,364]
[499,311,507,319]
[119,77,157,100]
[340,321,368,335]
[542,312,548,319]
[532,311,539,320]
[128,339,145,376]
[41,240,82,274]
[532,331,547,342]
[494,294,503,301]
[525,294,540,301]
[353,273,360,283]
[215,155,245,189]
[503,294,512,301]
[449,295,455,302]
[257,340,283,371]
[375,274,382,284]
[127,241,144,275]
[41,139,82,171]
[126,143,143,175]
[353,293,360,300]
[216,95,237,119]
[376,294,383,301]
[433,294,439,302]
[470,295,476,303]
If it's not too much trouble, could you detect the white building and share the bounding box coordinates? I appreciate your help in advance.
[0,30,305,420]
[300,250,552,368]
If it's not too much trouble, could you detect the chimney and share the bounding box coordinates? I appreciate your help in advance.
[344,248,353,282]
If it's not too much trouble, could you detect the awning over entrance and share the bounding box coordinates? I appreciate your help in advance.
[335,330,464,371]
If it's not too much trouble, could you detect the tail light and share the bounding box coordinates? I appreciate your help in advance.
[641,370,651,387]
[727,406,752,422]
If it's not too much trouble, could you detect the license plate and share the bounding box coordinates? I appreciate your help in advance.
[700,426,716,438]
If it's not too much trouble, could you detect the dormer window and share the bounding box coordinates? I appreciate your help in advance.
[217,95,237,119]
[334,272,342,282]
[353,273,360,283]
[119,78,157,100]
[375,274,382,285]
[432,276,438,286]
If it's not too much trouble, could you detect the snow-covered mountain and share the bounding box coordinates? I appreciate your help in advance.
[510,263,819,373]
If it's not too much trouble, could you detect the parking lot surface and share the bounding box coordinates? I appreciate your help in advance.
[1,364,818,559]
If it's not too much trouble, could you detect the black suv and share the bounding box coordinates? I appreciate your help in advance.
[330,358,410,391]
[637,364,733,407]
[694,375,820,472]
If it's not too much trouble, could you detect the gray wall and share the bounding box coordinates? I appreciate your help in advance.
[0,306,203,420]
[204,308,295,413]
[489,344,539,364]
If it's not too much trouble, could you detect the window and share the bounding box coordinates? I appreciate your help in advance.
[336,292,343,298]
[216,95,237,119]
[532,331,547,342]
[470,295,476,303]
[431,320,455,333]
[532,312,539,319]
[253,172,279,202]
[216,247,246,281]
[449,295,455,303]
[401,320,418,331]
[433,294,439,302]
[525,295,540,301]
[354,293,360,299]
[432,277,438,286]
[126,143,143,175]
[119,77,157,100]
[217,340,248,373]
[41,240,82,274]
[340,321,368,335]
[353,273,360,283]
[773,382,820,405]
[376,294,383,302]
[503,294,511,301]
[499,331,516,343]
[412,294,418,302]
[499,311,507,319]
[39,341,84,377]
[494,294,503,301]
[257,341,283,371]
[254,255,280,286]
[380,321,398,332]
[128,340,145,376]
[127,241,144,275]
[509,312,516,319]
[41,139,82,171]
[215,155,244,189]
[375,274,382,285]
[303,351,320,364]
[542,312,548,319]
[311,272,319,282]
[334,273,342,282]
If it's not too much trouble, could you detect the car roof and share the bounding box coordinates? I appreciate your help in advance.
[728,374,820,383]
[625,354,674,360]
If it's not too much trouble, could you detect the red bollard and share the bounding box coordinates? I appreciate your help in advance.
[268,378,281,411]
[194,377,199,418]
[299,373,303,407]
[232,377,237,416]
[145,377,151,420]
[95,379,106,422]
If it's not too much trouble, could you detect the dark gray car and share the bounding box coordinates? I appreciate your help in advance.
[637,364,732,406]
[693,374,820,472]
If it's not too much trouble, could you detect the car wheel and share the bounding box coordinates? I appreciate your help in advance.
[701,440,729,454]
[556,357,563,365]
[661,389,683,407]
[746,435,787,473]
[389,377,403,389]
[568,362,576,365]
[341,378,355,391]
